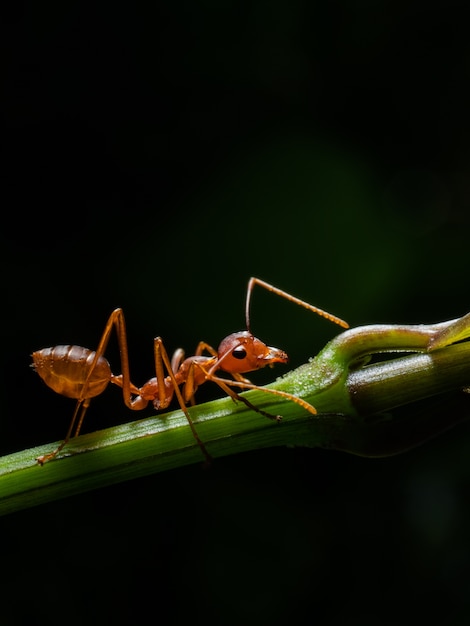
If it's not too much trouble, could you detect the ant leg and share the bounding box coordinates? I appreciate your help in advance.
[106,309,154,411]
[75,307,150,414]
[220,376,317,417]
[37,308,147,465]
[154,338,212,465]
[195,364,317,420]
[205,373,283,421]
[195,341,251,385]
[171,348,185,373]
[37,309,127,464]
[104,309,149,411]
[37,398,90,465]
[245,277,349,332]
[195,341,217,357]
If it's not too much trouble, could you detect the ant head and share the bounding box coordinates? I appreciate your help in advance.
[217,331,288,374]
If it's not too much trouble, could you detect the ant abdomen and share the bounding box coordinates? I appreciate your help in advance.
[32,345,111,400]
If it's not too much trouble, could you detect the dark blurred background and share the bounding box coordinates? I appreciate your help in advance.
[2,1,470,624]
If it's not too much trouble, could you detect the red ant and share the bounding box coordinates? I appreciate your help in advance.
[31,278,349,464]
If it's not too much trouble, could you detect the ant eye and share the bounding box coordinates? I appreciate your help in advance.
[232,346,247,360]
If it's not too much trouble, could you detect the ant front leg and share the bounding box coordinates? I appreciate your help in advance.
[197,367,283,421]
[195,363,317,422]
[178,343,266,414]
[195,341,251,385]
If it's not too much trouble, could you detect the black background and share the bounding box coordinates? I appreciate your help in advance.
[2,2,470,624]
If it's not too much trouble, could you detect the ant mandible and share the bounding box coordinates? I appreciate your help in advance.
[31,277,349,464]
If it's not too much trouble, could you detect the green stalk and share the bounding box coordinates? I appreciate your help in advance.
[1,316,470,516]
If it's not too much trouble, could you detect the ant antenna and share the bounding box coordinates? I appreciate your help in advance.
[245,277,349,333]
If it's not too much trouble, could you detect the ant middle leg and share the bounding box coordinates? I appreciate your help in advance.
[153,338,212,465]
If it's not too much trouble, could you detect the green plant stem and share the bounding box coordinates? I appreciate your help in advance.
[1,316,470,516]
